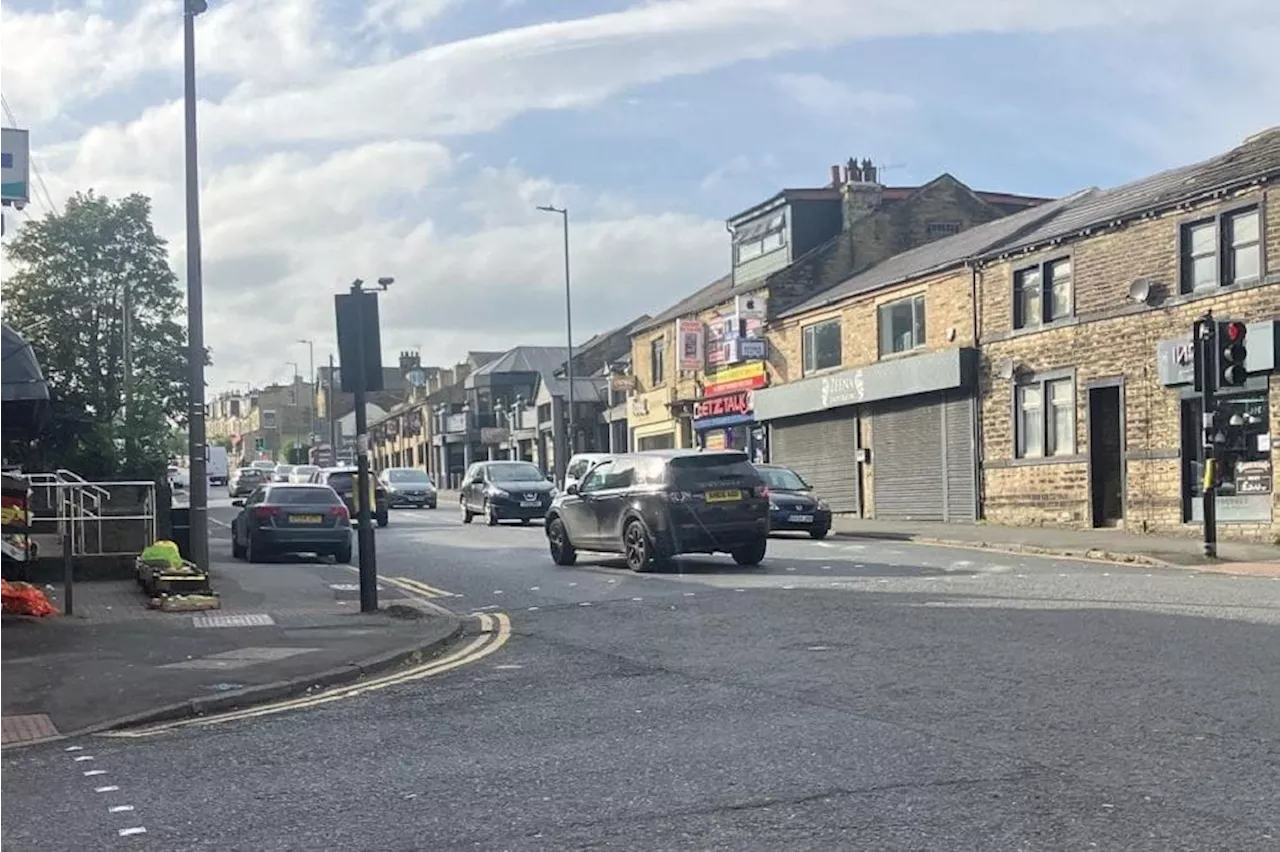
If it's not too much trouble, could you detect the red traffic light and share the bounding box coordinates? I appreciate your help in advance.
[1224,321,1247,343]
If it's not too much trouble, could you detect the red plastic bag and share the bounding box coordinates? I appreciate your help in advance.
[0,579,56,617]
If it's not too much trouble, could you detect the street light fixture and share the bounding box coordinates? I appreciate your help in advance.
[536,204,575,479]
[184,0,210,572]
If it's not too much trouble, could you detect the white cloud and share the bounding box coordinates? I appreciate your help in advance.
[771,73,913,116]
[360,0,459,35]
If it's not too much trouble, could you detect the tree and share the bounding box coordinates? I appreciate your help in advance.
[2,191,187,479]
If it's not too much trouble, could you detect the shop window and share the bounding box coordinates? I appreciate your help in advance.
[1184,392,1272,508]
[1014,375,1075,459]
[1013,257,1072,329]
[1180,206,1262,293]
[802,319,842,374]
[650,337,666,386]
[878,294,926,355]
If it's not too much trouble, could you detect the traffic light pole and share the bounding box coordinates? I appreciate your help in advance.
[1197,314,1218,559]
[350,283,379,612]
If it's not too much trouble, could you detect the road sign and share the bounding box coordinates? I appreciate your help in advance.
[1,128,30,207]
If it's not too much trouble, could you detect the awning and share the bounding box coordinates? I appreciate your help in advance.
[0,322,50,434]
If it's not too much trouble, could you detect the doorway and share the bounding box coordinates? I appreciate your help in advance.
[1088,383,1125,527]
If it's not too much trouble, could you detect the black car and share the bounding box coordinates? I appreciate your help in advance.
[230,484,353,563]
[378,467,438,509]
[544,449,770,571]
[228,466,269,497]
[754,464,833,539]
[460,460,555,526]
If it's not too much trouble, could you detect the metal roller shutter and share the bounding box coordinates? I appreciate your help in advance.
[872,396,945,521]
[770,411,860,513]
[942,390,978,522]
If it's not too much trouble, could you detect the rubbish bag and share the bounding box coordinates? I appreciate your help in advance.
[140,540,184,569]
[1,579,56,617]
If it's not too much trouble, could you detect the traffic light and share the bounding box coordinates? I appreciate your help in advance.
[254,436,265,451]
[1217,321,1248,387]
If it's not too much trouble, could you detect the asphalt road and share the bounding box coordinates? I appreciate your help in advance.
[4,500,1278,851]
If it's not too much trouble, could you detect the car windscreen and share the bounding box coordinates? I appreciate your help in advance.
[485,463,544,482]
[757,467,808,490]
[669,455,761,490]
[293,466,318,476]
[240,468,266,479]
[388,469,432,483]
[267,487,341,505]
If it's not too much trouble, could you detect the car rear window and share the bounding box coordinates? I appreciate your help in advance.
[268,487,341,505]
[326,472,354,492]
[669,455,762,490]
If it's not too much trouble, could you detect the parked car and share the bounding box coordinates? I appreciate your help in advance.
[460,460,556,526]
[378,467,438,509]
[289,465,319,484]
[230,483,352,563]
[167,465,187,492]
[563,452,611,493]
[753,464,833,539]
[544,449,770,571]
[315,466,390,527]
[271,464,296,483]
[250,460,277,473]
[228,466,269,497]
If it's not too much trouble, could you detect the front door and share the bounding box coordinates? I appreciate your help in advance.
[1088,384,1125,527]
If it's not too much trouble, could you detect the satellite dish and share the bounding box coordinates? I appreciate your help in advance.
[1128,278,1153,305]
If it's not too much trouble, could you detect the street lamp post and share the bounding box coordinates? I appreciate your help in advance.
[286,361,301,457]
[298,338,315,445]
[184,0,210,572]
[536,204,575,478]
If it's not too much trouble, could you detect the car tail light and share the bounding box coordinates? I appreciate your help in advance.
[329,504,349,521]
[756,486,770,499]
[252,505,278,525]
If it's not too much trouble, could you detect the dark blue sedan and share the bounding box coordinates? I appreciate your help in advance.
[755,464,833,540]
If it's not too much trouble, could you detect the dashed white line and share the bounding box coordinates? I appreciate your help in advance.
[73,755,94,762]
[578,601,592,607]
[118,827,147,837]
[568,582,578,587]
[65,745,83,752]
[83,770,107,777]
[529,586,540,591]
[821,566,832,571]
[94,786,119,793]
[734,588,746,592]
[782,585,795,590]
[109,806,135,813]
[785,566,797,572]
[527,606,540,611]
[683,592,695,597]
[492,590,504,595]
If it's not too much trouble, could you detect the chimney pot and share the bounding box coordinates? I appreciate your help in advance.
[830,164,841,187]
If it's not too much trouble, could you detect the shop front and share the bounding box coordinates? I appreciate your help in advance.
[693,362,769,462]
[1157,319,1277,527]
[753,347,979,521]
[628,388,680,451]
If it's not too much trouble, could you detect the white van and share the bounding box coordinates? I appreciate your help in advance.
[563,453,612,492]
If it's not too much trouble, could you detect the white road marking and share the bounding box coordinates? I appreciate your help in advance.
[209,518,231,528]
[109,806,135,813]
[73,755,94,761]
[65,745,83,751]
[529,586,540,591]
[492,590,504,595]
[83,770,106,776]
[493,664,523,670]
[734,588,746,592]
[815,541,835,548]
[782,585,795,590]
[683,592,695,597]
[578,602,592,607]
[568,582,578,587]
[118,827,147,837]
[785,566,797,572]
[631,597,643,602]
[808,645,832,651]
[95,786,119,792]
[527,606,540,611]
[821,565,832,571]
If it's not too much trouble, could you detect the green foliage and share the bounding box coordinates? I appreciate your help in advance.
[3,191,187,479]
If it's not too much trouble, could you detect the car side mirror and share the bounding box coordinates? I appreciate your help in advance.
[231,499,245,507]
[565,483,579,495]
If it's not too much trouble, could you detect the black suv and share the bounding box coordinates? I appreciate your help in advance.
[544,449,770,571]
[460,460,556,525]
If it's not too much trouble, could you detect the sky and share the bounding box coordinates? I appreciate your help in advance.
[1,0,1278,392]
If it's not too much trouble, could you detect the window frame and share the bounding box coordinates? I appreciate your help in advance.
[1011,255,1074,330]
[926,220,961,238]
[1178,203,1264,294]
[801,318,842,375]
[1011,370,1078,461]
[877,293,927,357]
[649,336,666,386]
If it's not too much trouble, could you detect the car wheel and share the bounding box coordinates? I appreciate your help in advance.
[731,537,768,567]
[231,534,245,560]
[246,535,268,564]
[809,526,830,540]
[623,520,654,573]
[376,508,389,528]
[485,501,500,526]
[335,540,353,564]
[547,517,577,566]
[461,500,473,524]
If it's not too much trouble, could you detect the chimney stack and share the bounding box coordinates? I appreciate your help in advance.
[830,164,841,187]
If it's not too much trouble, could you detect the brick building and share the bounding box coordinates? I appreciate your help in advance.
[627,159,1050,456]
[977,127,1280,540]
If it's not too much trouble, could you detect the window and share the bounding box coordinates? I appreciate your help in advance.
[877,294,926,356]
[580,461,613,493]
[1013,257,1072,329]
[802,319,842,374]
[1015,376,1075,459]
[927,221,961,238]
[650,337,666,385]
[1180,207,1262,293]
[734,213,788,264]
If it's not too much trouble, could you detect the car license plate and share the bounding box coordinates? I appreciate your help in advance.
[788,514,814,523]
[704,489,742,503]
[520,500,540,508]
[290,514,323,525]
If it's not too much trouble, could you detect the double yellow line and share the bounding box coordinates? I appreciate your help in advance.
[102,611,511,738]
[385,575,455,599]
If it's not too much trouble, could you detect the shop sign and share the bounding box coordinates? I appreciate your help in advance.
[1234,460,1273,495]
[610,374,637,392]
[630,396,649,417]
[721,336,768,365]
[694,390,754,423]
[676,320,704,371]
[1156,320,1277,386]
[480,427,509,445]
[819,370,866,409]
[704,361,768,396]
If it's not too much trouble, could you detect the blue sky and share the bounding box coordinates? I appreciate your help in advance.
[1,0,1277,388]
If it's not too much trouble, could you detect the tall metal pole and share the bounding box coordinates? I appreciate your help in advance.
[299,339,315,447]
[1197,314,1218,559]
[350,283,378,611]
[183,0,209,572]
[122,282,134,468]
[537,204,575,476]
[287,361,300,458]
[328,353,337,452]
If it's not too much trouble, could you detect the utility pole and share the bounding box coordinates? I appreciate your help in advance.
[183,0,210,572]
[328,353,337,452]
[536,204,575,479]
[1195,313,1218,559]
[286,361,301,459]
[298,338,315,448]
[122,282,134,468]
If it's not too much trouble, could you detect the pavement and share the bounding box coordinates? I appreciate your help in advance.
[1,517,463,745]
[3,503,1278,850]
